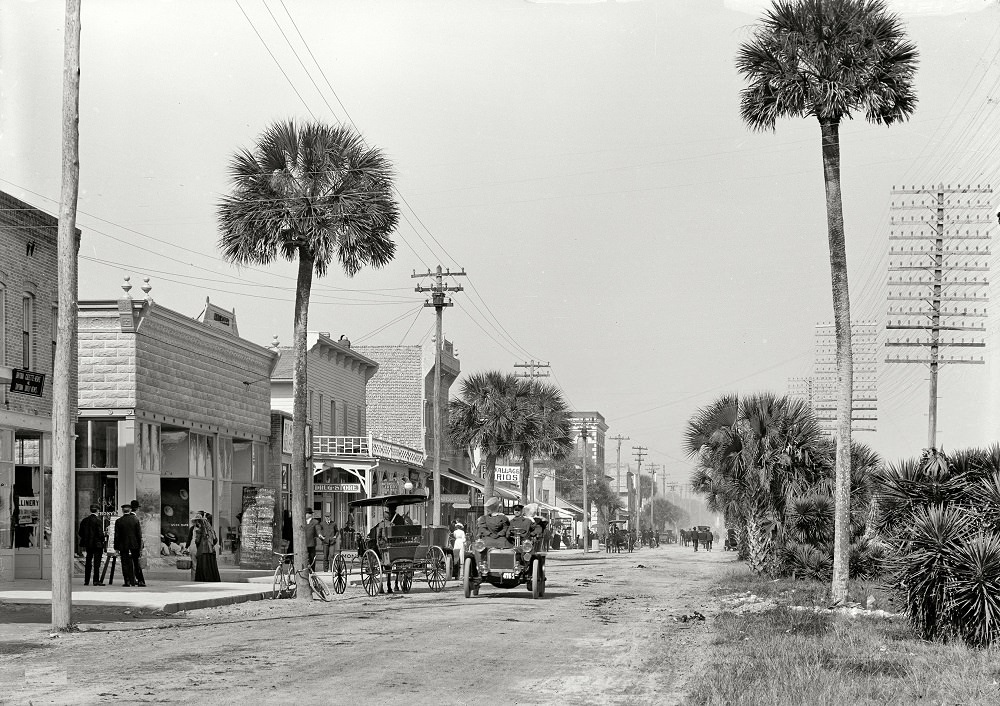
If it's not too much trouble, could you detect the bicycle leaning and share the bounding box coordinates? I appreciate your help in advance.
[271,552,333,602]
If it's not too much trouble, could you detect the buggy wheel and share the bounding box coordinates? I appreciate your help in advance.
[332,553,348,594]
[285,563,297,599]
[361,549,382,597]
[531,559,542,600]
[463,557,473,598]
[425,546,448,592]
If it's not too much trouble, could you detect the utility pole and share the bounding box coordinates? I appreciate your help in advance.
[52,0,82,631]
[886,184,991,449]
[577,417,596,554]
[514,361,550,503]
[608,434,629,517]
[646,464,659,533]
[514,360,550,378]
[631,445,646,530]
[413,265,466,526]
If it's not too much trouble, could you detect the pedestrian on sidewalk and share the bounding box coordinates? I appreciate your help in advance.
[317,513,339,571]
[129,500,147,587]
[305,509,319,569]
[702,529,713,552]
[451,521,466,579]
[691,526,700,552]
[191,516,222,582]
[114,504,145,587]
[78,504,105,586]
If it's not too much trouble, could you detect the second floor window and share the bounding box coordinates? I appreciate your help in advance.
[22,294,34,369]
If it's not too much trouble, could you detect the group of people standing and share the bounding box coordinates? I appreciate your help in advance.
[282,508,348,571]
[77,501,146,587]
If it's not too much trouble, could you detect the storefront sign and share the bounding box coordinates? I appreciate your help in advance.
[495,466,521,484]
[440,493,470,504]
[281,419,293,455]
[240,486,276,569]
[314,483,361,493]
[10,369,45,397]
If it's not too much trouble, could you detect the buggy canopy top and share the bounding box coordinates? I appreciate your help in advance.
[349,494,430,510]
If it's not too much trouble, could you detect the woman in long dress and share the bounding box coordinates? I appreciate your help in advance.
[191,517,222,582]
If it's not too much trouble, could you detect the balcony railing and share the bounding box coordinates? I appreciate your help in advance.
[313,434,425,467]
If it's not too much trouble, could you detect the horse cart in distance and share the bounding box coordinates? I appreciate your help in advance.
[463,524,547,599]
[331,494,449,597]
[606,520,633,553]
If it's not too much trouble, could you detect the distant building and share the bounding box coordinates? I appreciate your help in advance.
[569,411,607,470]
[0,192,77,581]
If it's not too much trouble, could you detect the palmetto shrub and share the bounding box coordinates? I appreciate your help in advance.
[876,445,1000,647]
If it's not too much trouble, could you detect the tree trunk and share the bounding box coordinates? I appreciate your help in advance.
[483,453,497,502]
[745,511,770,576]
[820,119,854,605]
[52,0,81,631]
[291,249,314,602]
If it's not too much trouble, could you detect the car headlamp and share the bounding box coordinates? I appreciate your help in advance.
[472,539,486,553]
[519,542,533,557]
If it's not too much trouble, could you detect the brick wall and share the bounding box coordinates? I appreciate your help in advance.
[0,191,76,418]
[354,345,424,451]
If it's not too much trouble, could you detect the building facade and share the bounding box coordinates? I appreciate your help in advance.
[0,192,76,580]
[76,285,278,572]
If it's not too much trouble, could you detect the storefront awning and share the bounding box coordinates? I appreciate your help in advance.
[536,501,574,517]
[494,484,521,501]
[441,469,485,492]
[556,499,584,515]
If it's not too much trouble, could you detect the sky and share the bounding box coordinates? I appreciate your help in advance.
[2,0,999,488]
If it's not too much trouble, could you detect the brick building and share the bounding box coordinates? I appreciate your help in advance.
[355,340,469,526]
[0,192,77,580]
[75,283,278,572]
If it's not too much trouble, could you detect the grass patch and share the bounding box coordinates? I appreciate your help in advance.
[688,567,1000,705]
[712,567,893,611]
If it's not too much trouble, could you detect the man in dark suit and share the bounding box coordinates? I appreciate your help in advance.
[114,504,145,587]
[304,509,319,569]
[78,504,106,586]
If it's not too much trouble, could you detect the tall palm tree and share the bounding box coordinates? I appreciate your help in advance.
[515,380,574,501]
[448,371,530,500]
[218,120,399,601]
[736,0,918,602]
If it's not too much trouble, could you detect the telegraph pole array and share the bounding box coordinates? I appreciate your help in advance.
[608,434,630,512]
[513,361,551,502]
[514,360,550,378]
[885,184,992,449]
[631,445,647,526]
[413,265,466,526]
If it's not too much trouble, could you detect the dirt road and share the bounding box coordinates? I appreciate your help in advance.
[1,544,734,705]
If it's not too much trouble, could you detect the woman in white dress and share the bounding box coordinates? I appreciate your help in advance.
[451,522,466,580]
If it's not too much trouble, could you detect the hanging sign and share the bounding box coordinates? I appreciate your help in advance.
[495,466,521,484]
[10,369,44,397]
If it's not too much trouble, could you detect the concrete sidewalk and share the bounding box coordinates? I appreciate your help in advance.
[0,579,271,614]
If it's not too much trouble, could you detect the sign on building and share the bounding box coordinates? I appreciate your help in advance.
[10,369,44,397]
[314,483,361,493]
[495,466,521,484]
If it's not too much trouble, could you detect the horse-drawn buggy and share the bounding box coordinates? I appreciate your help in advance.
[605,520,633,553]
[463,513,547,599]
[331,494,449,596]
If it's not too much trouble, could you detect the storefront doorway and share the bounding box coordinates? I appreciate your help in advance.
[13,433,51,579]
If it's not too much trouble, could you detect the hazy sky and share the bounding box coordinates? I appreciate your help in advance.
[2,0,998,485]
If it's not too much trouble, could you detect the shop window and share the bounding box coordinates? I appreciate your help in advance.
[73,419,119,469]
[252,442,265,482]
[357,405,364,435]
[318,393,324,434]
[0,284,6,366]
[232,440,252,483]
[136,422,161,473]
[22,293,33,369]
[219,437,233,481]
[190,433,214,478]
[330,400,337,436]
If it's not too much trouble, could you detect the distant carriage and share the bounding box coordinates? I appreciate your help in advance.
[605,521,633,553]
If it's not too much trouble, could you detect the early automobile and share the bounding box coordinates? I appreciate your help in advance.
[462,524,547,599]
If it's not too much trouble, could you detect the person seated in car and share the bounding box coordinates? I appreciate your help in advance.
[477,497,511,549]
[508,503,533,537]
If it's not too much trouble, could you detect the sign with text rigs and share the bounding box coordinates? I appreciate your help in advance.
[10,369,45,397]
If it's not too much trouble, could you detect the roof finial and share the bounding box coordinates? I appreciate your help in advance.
[141,277,152,299]
[121,275,132,296]
[271,335,281,351]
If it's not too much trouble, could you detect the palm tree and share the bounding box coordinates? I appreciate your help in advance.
[217,120,399,601]
[685,392,826,575]
[736,0,918,602]
[515,380,574,501]
[448,371,529,500]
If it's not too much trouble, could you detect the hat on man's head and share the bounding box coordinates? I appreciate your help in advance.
[454,522,464,529]
[121,504,132,511]
[89,504,100,513]
[484,496,501,511]
[512,503,524,512]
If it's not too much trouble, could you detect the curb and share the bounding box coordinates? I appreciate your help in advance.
[160,589,272,614]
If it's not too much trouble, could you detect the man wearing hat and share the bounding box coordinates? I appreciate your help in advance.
[78,504,106,586]
[114,504,145,587]
[477,497,511,548]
